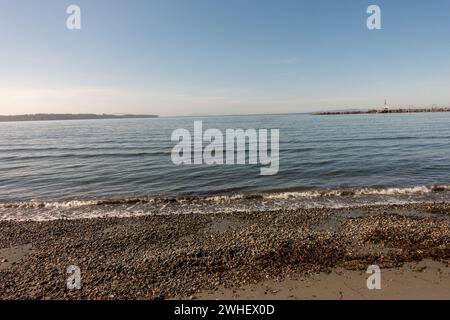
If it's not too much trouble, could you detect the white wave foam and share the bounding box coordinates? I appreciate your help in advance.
[263,185,450,199]
[0,200,104,209]
[0,185,449,212]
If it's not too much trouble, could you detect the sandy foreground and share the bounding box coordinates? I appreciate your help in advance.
[0,202,449,300]
[195,259,450,300]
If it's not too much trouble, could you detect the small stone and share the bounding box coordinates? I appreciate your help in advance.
[415,266,427,273]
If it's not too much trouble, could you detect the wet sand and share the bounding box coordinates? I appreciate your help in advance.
[196,259,450,300]
[0,244,33,272]
[0,202,449,300]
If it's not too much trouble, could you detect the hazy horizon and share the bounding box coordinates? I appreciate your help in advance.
[2,0,450,116]
[0,107,373,117]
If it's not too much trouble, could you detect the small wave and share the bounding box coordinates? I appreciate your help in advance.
[263,185,450,199]
[0,200,105,209]
[0,151,171,161]
[1,185,449,210]
[304,135,450,144]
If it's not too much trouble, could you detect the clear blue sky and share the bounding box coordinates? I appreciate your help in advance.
[1,0,450,116]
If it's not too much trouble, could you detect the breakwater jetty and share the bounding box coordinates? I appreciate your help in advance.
[314,107,450,116]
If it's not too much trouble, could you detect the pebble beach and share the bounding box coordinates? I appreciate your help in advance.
[1,202,449,300]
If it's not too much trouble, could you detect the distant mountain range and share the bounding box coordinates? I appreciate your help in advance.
[0,114,158,122]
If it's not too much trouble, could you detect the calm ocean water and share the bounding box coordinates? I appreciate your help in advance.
[1,113,449,220]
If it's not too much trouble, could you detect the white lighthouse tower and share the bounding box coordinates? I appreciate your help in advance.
[380,99,389,112]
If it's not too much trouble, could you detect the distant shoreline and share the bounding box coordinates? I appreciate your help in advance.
[314,107,450,115]
[0,114,158,122]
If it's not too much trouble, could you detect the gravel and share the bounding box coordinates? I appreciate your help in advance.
[0,202,449,299]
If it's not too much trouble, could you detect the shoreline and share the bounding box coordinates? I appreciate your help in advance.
[1,184,449,221]
[1,202,449,299]
[0,114,158,122]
